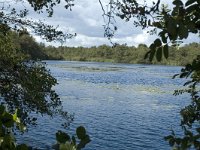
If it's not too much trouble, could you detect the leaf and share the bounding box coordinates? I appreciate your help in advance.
[149,44,156,61]
[164,135,174,141]
[152,22,162,28]
[119,14,125,19]
[156,47,162,61]
[169,138,175,147]
[172,74,180,79]
[163,44,169,59]
[187,22,197,33]
[167,18,177,37]
[161,35,167,43]
[13,109,19,122]
[18,123,26,132]
[180,72,189,78]
[56,130,70,144]
[148,19,151,26]
[186,4,198,14]
[173,0,183,6]
[175,138,182,145]
[77,134,91,150]
[1,134,15,149]
[154,38,162,47]
[76,126,86,140]
[2,112,14,128]
[186,0,196,6]
[59,142,76,150]
[178,23,188,39]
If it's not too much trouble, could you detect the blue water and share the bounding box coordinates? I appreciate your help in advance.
[18,61,189,150]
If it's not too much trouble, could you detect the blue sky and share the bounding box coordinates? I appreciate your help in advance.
[11,0,200,47]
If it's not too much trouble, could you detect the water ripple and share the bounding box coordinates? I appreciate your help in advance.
[17,61,189,150]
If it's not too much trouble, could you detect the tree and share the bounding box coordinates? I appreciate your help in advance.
[0,0,90,149]
[99,0,200,149]
[1,0,199,149]
[0,1,74,126]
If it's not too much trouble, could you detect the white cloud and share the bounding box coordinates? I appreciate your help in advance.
[7,0,199,47]
[133,31,149,44]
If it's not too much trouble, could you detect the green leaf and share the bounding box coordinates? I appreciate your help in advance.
[161,35,167,43]
[59,142,76,150]
[154,38,162,47]
[173,0,183,6]
[76,126,86,140]
[186,4,198,14]
[164,135,174,141]
[187,22,197,33]
[169,138,175,146]
[173,73,180,79]
[56,130,70,144]
[2,112,14,128]
[163,44,169,59]
[159,31,167,43]
[167,18,177,37]
[1,134,15,149]
[148,19,151,26]
[178,23,188,39]
[180,72,189,78]
[156,47,162,61]
[149,44,156,61]
[119,14,125,19]
[186,0,196,6]
[77,134,91,150]
[175,138,182,145]
[13,109,18,122]
[183,80,193,86]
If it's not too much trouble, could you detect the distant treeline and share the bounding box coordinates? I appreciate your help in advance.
[10,31,200,66]
[44,43,200,66]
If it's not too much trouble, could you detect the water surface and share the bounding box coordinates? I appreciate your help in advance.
[19,61,189,150]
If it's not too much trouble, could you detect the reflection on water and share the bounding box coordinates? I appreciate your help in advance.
[18,61,189,150]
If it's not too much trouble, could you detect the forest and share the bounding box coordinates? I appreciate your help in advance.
[11,31,200,66]
[1,0,200,149]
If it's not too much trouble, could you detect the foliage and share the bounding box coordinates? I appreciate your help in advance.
[0,105,28,150]
[0,104,89,150]
[164,56,200,149]
[0,0,75,42]
[55,126,90,150]
[99,0,200,149]
[42,42,200,66]
[0,31,73,126]
[0,0,91,150]
[101,0,200,56]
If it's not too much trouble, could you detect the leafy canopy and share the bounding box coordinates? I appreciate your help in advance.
[0,0,77,125]
[100,0,199,61]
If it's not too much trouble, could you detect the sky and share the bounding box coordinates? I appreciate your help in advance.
[11,0,200,47]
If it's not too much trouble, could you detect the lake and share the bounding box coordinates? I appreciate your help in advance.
[18,61,189,150]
